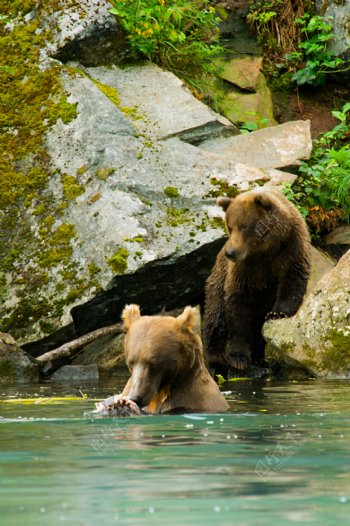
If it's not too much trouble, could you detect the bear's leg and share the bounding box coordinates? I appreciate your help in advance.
[268,263,309,320]
[225,295,268,370]
[203,262,229,370]
[203,308,228,369]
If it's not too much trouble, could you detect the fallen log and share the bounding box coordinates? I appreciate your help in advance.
[37,322,124,370]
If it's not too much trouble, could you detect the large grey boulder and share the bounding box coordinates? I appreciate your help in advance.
[322,225,350,260]
[1,1,313,352]
[264,249,350,378]
[51,364,99,383]
[200,120,313,169]
[44,0,131,66]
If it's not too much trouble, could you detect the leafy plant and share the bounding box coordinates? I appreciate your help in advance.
[284,103,350,233]
[109,0,223,84]
[246,0,308,75]
[240,115,270,133]
[286,14,347,86]
[247,1,282,35]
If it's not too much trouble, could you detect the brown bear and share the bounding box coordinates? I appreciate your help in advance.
[120,304,229,413]
[203,189,311,373]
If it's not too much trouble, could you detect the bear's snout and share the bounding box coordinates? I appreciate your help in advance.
[225,247,240,261]
[127,364,162,409]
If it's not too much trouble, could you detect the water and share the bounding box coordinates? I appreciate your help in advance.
[1,378,349,525]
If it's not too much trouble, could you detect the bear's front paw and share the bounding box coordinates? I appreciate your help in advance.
[226,354,250,371]
[265,311,288,321]
[94,395,143,417]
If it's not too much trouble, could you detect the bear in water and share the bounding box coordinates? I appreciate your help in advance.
[120,304,229,413]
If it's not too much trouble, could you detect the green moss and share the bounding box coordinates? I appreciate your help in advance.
[320,329,350,373]
[61,174,85,200]
[107,248,129,275]
[76,164,88,175]
[124,235,145,243]
[121,106,143,120]
[38,223,76,269]
[32,204,47,216]
[56,96,78,124]
[166,207,191,227]
[65,286,84,303]
[95,167,115,181]
[39,319,57,334]
[0,271,7,303]
[88,262,101,278]
[92,80,121,106]
[209,216,226,231]
[208,178,239,198]
[0,2,94,339]
[163,186,179,198]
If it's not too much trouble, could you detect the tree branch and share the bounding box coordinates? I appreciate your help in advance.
[37,322,124,365]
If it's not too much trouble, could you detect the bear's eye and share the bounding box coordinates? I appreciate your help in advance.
[147,360,158,370]
[127,359,134,370]
[240,224,248,231]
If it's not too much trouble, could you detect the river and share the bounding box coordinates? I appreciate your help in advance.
[0,378,349,525]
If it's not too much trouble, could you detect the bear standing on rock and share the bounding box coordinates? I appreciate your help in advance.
[203,189,311,373]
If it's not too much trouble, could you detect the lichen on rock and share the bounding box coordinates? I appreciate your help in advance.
[0,2,86,342]
[264,249,350,378]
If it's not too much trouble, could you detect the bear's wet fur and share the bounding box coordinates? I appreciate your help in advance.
[203,189,311,373]
[121,304,229,413]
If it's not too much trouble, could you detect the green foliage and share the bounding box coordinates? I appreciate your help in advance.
[109,0,223,84]
[216,374,225,386]
[283,103,350,230]
[246,0,307,78]
[286,14,347,86]
[240,116,270,133]
[247,0,283,35]
[247,3,349,88]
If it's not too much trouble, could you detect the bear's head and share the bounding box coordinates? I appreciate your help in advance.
[218,190,292,262]
[122,304,204,410]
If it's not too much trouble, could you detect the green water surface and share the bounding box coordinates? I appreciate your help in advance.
[0,379,349,525]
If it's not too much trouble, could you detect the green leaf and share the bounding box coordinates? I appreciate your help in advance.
[332,111,346,122]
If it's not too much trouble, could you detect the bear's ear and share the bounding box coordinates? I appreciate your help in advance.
[254,192,272,211]
[177,306,201,334]
[122,304,141,330]
[217,196,233,212]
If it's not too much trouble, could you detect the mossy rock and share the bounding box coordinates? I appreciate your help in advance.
[204,71,275,128]
[0,333,39,384]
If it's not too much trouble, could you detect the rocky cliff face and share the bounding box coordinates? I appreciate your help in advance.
[1,1,312,352]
